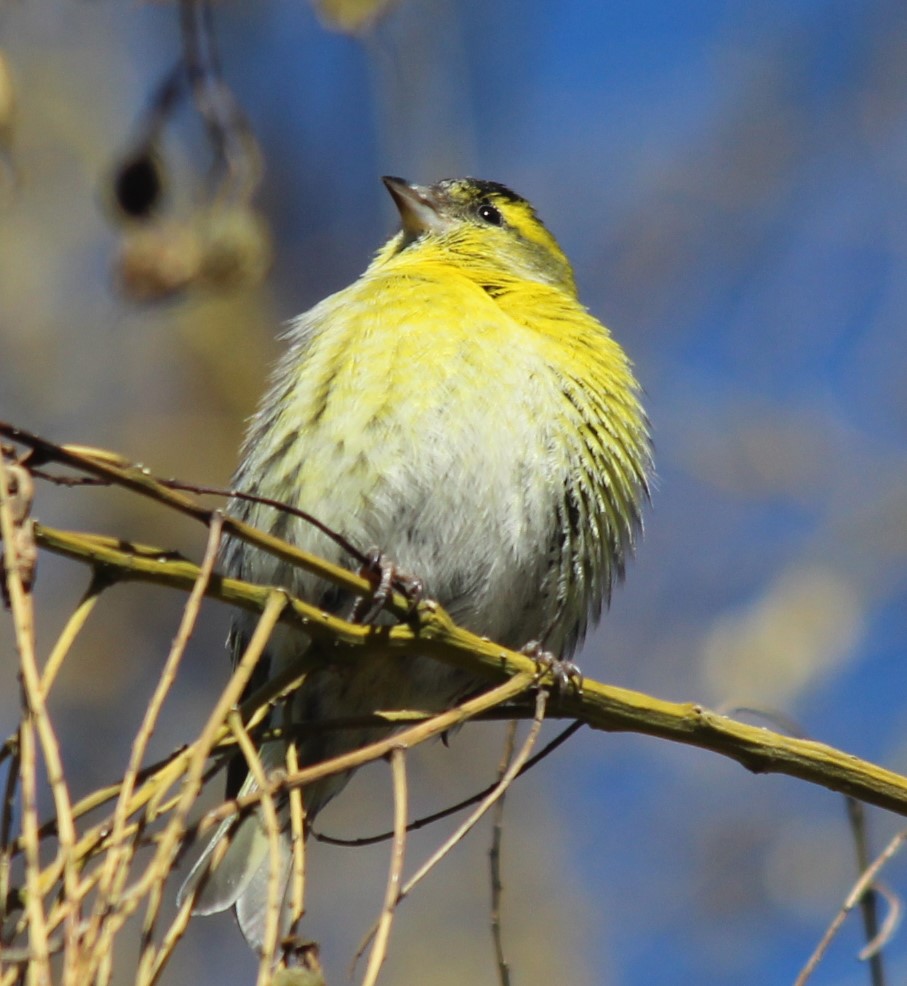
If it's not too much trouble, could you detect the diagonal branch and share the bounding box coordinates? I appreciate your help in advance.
[18,521,907,821]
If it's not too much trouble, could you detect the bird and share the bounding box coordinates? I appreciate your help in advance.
[178,175,652,951]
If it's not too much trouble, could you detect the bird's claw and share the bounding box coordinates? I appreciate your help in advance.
[521,641,583,695]
[352,548,424,624]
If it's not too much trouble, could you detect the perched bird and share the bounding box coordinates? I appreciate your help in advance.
[179,176,651,950]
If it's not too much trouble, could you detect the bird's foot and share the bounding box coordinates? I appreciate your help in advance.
[521,641,583,695]
[352,548,424,624]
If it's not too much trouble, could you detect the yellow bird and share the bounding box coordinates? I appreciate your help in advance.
[179,176,652,949]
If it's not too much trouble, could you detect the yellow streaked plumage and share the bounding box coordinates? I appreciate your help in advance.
[179,175,651,949]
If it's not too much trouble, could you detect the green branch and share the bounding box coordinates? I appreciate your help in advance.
[32,520,907,819]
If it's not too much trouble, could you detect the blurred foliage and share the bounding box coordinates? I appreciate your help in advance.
[312,0,400,34]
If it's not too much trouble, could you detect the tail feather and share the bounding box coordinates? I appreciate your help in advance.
[177,768,345,949]
[177,809,272,916]
[234,832,294,952]
[178,655,474,949]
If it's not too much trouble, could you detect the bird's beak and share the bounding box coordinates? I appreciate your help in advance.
[382,176,447,237]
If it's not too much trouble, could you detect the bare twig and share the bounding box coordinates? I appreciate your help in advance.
[398,689,548,906]
[859,882,901,963]
[148,590,288,908]
[284,725,307,940]
[0,735,21,936]
[314,722,582,849]
[226,710,285,985]
[490,723,517,986]
[730,707,890,986]
[795,828,907,985]
[164,478,373,569]
[2,422,409,617]
[179,0,262,203]
[88,513,224,985]
[1,453,66,984]
[845,796,887,986]
[360,748,408,986]
[39,571,109,694]
[355,689,549,965]
[194,675,538,854]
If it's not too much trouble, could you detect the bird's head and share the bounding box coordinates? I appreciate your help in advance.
[376,175,577,296]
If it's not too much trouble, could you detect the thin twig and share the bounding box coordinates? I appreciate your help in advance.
[398,689,548,906]
[163,479,372,569]
[284,727,306,938]
[859,882,901,963]
[179,0,262,203]
[361,748,408,986]
[0,737,21,936]
[141,590,287,913]
[226,710,285,985]
[140,882,197,986]
[314,722,582,848]
[1,454,58,985]
[355,689,549,964]
[40,570,109,694]
[490,723,517,986]
[845,797,887,986]
[732,708,889,986]
[88,513,225,985]
[193,675,538,855]
[2,423,400,614]
[795,828,907,985]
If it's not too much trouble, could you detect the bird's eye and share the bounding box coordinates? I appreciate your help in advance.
[477,203,504,226]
